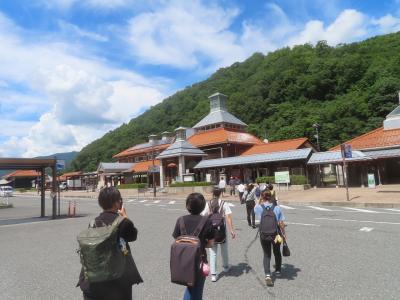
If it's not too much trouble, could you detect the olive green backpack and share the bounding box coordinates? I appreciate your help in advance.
[77,216,127,283]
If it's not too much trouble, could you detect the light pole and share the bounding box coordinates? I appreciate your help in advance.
[152,145,156,198]
[312,123,320,151]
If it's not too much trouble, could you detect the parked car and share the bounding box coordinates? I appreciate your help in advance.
[0,186,13,197]
[59,182,68,191]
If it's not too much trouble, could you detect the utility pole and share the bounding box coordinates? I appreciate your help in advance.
[313,123,320,151]
[152,146,156,198]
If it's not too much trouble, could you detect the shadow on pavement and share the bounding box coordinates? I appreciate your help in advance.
[218,262,252,279]
[0,214,87,226]
[279,263,301,281]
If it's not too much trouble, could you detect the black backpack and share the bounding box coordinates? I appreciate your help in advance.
[259,204,278,241]
[170,216,207,287]
[208,199,226,244]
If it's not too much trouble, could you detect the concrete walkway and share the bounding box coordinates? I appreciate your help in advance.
[14,184,400,208]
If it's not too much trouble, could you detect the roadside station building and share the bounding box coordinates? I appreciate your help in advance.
[308,99,400,186]
[2,170,41,189]
[110,93,315,187]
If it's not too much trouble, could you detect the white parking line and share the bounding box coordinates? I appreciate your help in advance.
[343,207,378,213]
[279,204,295,210]
[127,200,135,203]
[360,227,374,232]
[139,200,147,203]
[307,206,332,211]
[153,200,161,204]
[168,201,176,205]
[316,217,400,225]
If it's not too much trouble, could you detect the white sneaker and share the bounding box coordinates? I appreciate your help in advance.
[211,274,217,282]
[223,265,231,273]
[265,275,274,287]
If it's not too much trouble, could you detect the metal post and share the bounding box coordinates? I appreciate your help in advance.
[40,168,45,217]
[52,165,57,219]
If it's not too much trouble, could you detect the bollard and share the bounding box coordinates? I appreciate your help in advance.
[72,201,76,217]
[67,201,71,217]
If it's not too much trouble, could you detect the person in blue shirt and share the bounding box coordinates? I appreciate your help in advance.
[254,190,287,287]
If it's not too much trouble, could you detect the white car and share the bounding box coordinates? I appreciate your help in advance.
[0,186,13,197]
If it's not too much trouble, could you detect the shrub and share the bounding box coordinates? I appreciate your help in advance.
[256,176,275,184]
[118,183,147,189]
[170,182,213,187]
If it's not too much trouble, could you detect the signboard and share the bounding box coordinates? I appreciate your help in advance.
[275,171,290,184]
[340,144,352,159]
[148,166,160,173]
[56,160,66,170]
[368,174,376,188]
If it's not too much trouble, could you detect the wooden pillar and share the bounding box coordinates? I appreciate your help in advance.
[40,168,45,217]
[160,161,164,188]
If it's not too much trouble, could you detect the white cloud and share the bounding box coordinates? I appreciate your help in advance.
[0,12,167,157]
[289,9,367,46]
[58,20,108,42]
[372,14,400,33]
[127,1,248,70]
[38,0,134,10]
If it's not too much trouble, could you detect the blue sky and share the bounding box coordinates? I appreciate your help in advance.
[0,0,399,157]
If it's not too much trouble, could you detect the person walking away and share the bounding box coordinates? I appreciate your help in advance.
[268,184,278,205]
[218,177,226,196]
[254,190,286,287]
[172,193,215,300]
[237,182,246,204]
[228,177,236,196]
[201,188,236,282]
[77,187,143,300]
[243,184,257,228]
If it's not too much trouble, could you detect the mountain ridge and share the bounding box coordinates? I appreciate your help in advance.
[71,32,400,171]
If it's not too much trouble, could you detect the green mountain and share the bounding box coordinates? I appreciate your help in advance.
[71,32,400,172]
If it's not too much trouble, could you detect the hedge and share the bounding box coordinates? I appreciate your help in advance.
[170,182,213,187]
[256,175,307,185]
[118,183,147,189]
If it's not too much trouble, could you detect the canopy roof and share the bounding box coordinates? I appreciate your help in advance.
[157,140,206,159]
[97,162,135,173]
[0,158,56,170]
[194,148,312,169]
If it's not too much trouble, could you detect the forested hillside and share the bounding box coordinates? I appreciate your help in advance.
[71,32,400,171]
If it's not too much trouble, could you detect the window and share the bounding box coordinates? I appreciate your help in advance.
[291,167,304,175]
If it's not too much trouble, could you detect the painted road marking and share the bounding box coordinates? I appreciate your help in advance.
[158,204,166,207]
[279,204,295,210]
[360,227,374,232]
[227,203,235,207]
[385,208,400,212]
[315,217,400,225]
[307,206,332,211]
[153,200,161,204]
[139,200,147,203]
[127,200,135,203]
[168,201,176,205]
[286,221,320,227]
[342,207,378,213]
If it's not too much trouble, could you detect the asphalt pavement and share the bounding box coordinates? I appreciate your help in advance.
[0,195,399,300]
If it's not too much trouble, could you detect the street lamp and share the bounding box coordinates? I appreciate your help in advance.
[312,123,320,151]
[149,134,157,198]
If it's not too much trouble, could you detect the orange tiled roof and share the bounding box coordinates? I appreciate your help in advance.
[129,160,160,173]
[330,127,400,151]
[188,128,263,147]
[58,171,82,181]
[113,144,170,159]
[4,170,40,179]
[241,137,310,156]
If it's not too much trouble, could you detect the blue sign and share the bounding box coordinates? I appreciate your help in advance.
[56,160,66,170]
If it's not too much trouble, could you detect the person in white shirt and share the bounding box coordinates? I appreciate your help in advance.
[237,182,246,204]
[218,177,227,196]
[202,188,236,282]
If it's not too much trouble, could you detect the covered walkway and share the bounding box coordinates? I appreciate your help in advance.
[0,158,57,218]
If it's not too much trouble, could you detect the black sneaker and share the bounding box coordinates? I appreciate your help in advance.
[275,270,281,276]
